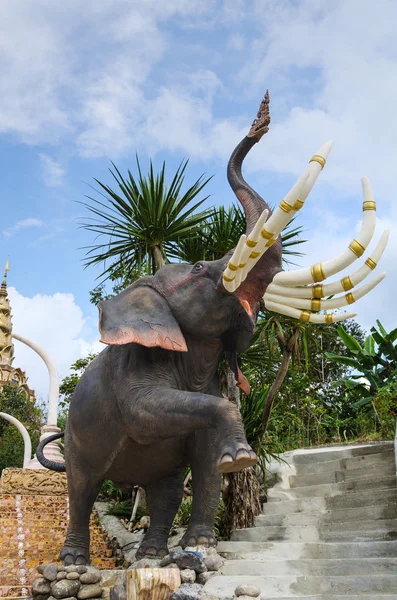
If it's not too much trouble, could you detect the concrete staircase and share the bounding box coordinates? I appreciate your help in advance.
[205,442,397,599]
[0,494,118,598]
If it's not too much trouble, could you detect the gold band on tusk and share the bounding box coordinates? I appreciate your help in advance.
[261,227,275,240]
[292,199,304,210]
[279,199,293,213]
[312,284,323,299]
[246,238,258,248]
[311,263,326,283]
[365,257,377,270]
[223,274,236,282]
[299,310,311,322]
[228,262,238,271]
[238,262,247,268]
[325,314,333,324]
[311,299,321,311]
[341,276,354,291]
[349,239,365,258]
[363,201,376,211]
[309,155,326,169]
[265,238,277,248]
[346,292,355,305]
[250,251,261,259]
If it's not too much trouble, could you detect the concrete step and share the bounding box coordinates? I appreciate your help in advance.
[289,464,396,488]
[222,557,397,576]
[232,520,397,543]
[295,449,395,475]
[266,487,397,510]
[291,442,394,466]
[204,573,397,598]
[256,503,397,526]
[268,476,397,499]
[217,540,397,560]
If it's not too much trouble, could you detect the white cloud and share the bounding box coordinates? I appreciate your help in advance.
[3,218,44,239]
[8,287,103,405]
[40,154,65,187]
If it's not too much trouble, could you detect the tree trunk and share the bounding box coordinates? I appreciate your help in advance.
[258,327,301,442]
[152,245,166,271]
[222,467,261,539]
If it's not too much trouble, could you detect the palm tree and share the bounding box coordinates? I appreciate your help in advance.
[81,157,213,281]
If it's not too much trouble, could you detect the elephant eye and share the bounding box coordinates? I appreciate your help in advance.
[192,262,204,273]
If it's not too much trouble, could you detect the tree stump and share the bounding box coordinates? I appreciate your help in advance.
[126,568,181,600]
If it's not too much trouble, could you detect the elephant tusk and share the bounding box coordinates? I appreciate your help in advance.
[221,141,333,292]
[274,177,377,286]
[266,229,389,299]
[264,300,357,324]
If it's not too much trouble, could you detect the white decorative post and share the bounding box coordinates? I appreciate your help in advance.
[12,333,65,468]
[0,412,32,468]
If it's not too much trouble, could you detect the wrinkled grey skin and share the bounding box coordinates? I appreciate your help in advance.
[37,98,283,565]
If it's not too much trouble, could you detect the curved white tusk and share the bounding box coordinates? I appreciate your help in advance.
[237,209,269,267]
[274,177,377,286]
[222,234,247,292]
[266,229,389,299]
[264,141,333,237]
[264,299,357,323]
[265,272,386,311]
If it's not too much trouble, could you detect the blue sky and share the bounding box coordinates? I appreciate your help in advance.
[2,0,396,401]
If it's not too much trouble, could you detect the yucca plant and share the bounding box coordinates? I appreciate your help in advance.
[81,157,213,280]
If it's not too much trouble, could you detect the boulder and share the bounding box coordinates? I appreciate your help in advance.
[43,564,59,582]
[234,584,261,598]
[170,583,204,600]
[32,577,51,595]
[50,579,80,599]
[173,551,206,574]
[180,569,196,584]
[77,584,103,599]
[203,556,223,572]
[80,572,101,585]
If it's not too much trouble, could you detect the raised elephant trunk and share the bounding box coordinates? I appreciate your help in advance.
[222,94,389,323]
[227,91,272,234]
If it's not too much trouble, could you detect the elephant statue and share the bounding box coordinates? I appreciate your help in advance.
[37,92,388,565]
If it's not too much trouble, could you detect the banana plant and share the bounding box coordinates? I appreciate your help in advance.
[325,321,397,407]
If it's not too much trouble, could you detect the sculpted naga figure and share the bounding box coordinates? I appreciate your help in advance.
[37,92,389,565]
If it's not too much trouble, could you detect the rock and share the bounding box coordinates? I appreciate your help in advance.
[57,572,67,581]
[110,584,126,600]
[235,596,261,600]
[47,597,77,600]
[180,569,196,584]
[100,570,125,589]
[170,583,204,600]
[160,554,172,567]
[43,564,60,582]
[66,573,80,580]
[50,579,81,599]
[234,584,261,598]
[174,551,207,574]
[65,566,87,574]
[80,572,101,585]
[129,557,162,569]
[77,584,103,599]
[197,571,217,585]
[37,564,45,575]
[201,596,219,600]
[32,577,51,595]
[203,555,223,572]
[34,595,52,600]
[206,548,218,557]
[139,516,150,529]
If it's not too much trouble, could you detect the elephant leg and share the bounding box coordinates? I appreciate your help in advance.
[120,386,257,473]
[136,470,184,559]
[60,466,102,565]
[181,430,221,549]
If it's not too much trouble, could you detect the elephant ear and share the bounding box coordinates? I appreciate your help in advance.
[98,285,188,352]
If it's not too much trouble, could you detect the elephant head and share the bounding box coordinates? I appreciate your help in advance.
[99,92,389,368]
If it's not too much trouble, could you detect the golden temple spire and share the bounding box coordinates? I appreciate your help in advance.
[0,259,14,365]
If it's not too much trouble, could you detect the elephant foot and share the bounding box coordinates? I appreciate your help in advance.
[136,536,169,560]
[59,545,90,566]
[181,525,216,548]
[217,440,258,473]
